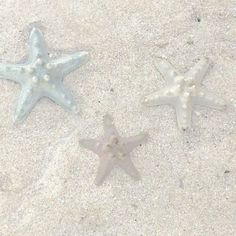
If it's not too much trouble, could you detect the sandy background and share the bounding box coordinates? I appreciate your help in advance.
[0,0,235,235]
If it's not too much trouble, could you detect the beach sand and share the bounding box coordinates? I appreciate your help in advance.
[0,0,235,235]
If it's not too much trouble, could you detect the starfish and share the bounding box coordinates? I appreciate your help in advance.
[80,114,148,186]
[143,58,226,130]
[0,27,89,122]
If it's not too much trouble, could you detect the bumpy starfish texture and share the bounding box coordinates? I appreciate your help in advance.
[0,28,89,122]
[143,58,226,130]
[80,114,148,186]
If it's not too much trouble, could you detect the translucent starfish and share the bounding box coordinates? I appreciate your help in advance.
[143,58,226,130]
[0,28,89,122]
[80,114,148,186]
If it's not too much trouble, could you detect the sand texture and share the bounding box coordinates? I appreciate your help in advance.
[0,0,235,235]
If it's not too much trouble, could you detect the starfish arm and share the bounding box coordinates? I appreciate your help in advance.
[52,51,89,76]
[79,139,100,154]
[102,113,120,137]
[95,156,114,186]
[103,113,117,132]
[175,101,192,130]
[118,157,140,180]
[103,113,114,128]
[185,58,210,83]
[46,85,79,113]
[193,91,226,110]
[28,28,49,61]
[13,86,40,122]
[143,88,175,107]
[123,132,148,152]
[0,64,24,84]
[155,59,178,83]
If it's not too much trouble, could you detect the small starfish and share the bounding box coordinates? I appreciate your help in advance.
[80,114,148,185]
[143,58,226,130]
[0,27,89,122]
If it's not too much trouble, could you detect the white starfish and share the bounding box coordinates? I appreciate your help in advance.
[0,28,89,122]
[80,114,148,186]
[143,58,227,130]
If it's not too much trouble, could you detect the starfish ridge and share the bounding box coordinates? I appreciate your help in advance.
[0,28,89,122]
[80,114,148,185]
[143,58,226,130]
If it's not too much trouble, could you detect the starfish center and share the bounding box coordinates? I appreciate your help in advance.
[24,58,57,88]
[104,135,126,160]
[173,76,197,96]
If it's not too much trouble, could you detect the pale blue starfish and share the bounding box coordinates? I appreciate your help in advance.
[0,28,89,122]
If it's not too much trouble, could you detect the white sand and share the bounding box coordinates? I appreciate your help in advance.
[0,0,235,235]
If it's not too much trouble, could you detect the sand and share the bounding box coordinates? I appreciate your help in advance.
[0,0,235,235]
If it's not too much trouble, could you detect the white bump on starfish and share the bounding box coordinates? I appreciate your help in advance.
[143,58,226,130]
[174,76,183,83]
[46,63,52,70]
[26,67,34,74]
[35,58,43,66]
[198,91,204,97]
[80,114,148,185]
[0,27,89,122]
[230,99,236,108]
[43,74,50,82]
[32,76,39,83]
